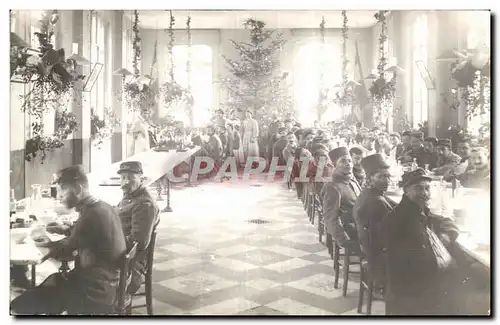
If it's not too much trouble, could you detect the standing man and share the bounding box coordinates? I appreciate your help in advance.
[321,147,362,248]
[242,110,260,161]
[353,154,398,297]
[11,166,126,315]
[117,161,160,296]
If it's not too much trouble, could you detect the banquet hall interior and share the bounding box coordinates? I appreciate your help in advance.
[9,9,491,316]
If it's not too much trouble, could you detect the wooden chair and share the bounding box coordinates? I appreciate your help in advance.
[315,193,325,243]
[341,243,362,297]
[357,258,374,315]
[116,242,138,315]
[128,230,157,315]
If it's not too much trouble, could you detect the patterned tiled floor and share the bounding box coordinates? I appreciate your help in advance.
[11,176,385,315]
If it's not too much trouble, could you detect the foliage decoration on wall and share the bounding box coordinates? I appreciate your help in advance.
[11,10,81,163]
[25,110,79,163]
[369,10,396,130]
[121,10,157,124]
[333,10,358,114]
[316,17,330,121]
[185,15,195,127]
[90,107,121,148]
[159,10,190,113]
[449,45,490,119]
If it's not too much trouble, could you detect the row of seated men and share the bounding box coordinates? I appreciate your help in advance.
[287,132,489,315]
[11,162,158,315]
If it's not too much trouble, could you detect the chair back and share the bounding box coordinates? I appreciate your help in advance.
[146,230,157,276]
[116,242,138,313]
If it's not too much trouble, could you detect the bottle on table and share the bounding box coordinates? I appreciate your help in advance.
[50,173,58,199]
[411,158,418,171]
[10,189,16,217]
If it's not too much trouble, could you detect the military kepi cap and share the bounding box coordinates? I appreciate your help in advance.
[401,168,432,187]
[117,161,143,174]
[328,147,349,163]
[361,154,390,175]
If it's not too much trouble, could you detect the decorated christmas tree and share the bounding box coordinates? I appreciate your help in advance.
[220,19,294,126]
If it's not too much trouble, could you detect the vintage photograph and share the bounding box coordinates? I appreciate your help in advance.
[9,9,491,316]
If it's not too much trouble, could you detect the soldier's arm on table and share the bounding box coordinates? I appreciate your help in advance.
[430,214,459,243]
[131,201,157,250]
[322,185,349,246]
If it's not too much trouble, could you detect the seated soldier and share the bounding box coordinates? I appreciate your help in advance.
[433,139,461,176]
[11,166,126,315]
[457,147,490,189]
[117,161,160,296]
[349,147,366,186]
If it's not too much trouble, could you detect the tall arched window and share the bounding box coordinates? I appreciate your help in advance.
[166,44,213,127]
[294,42,342,126]
[412,14,429,127]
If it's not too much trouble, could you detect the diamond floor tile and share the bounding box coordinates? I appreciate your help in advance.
[12,176,382,315]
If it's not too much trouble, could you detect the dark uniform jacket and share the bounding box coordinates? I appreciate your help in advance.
[353,188,397,284]
[421,151,439,170]
[272,137,288,164]
[57,196,127,307]
[117,186,160,293]
[434,152,462,176]
[457,167,490,190]
[352,166,366,187]
[383,195,459,315]
[321,173,361,246]
[401,146,427,167]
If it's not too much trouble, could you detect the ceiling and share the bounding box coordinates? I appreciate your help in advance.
[131,10,379,29]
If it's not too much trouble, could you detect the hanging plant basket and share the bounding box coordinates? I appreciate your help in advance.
[13,10,81,163]
[91,107,120,147]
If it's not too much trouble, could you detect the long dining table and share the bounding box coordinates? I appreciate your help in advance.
[10,146,201,287]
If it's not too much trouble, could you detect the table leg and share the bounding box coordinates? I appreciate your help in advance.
[162,178,173,212]
[186,156,195,187]
[31,264,36,287]
[156,178,163,201]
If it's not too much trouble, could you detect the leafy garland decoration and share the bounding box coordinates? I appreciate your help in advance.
[131,10,141,77]
[333,10,357,111]
[316,17,330,121]
[159,10,189,112]
[11,10,81,163]
[25,110,79,163]
[185,15,195,126]
[369,10,396,130]
[449,49,490,119]
[122,10,156,123]
[90,107,121,148]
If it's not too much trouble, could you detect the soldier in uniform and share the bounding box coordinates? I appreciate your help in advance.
[272,127,289,166]
[11,166,126,315]
[401,130,412,153]
[349,147,366,186]
[116,161,160,296]
[422,137,439,170]
[445,136,473,179]
[353,154,398,297]
[401,132,426,167]
[321,147,362,248]
[433,138,462,176]
[389,133,405,161]
[457,147,490,190]
[383,168,459,315]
